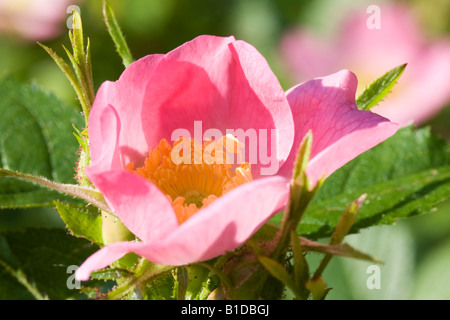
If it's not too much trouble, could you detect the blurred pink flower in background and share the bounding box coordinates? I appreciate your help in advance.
[0,0,79,41]
[281,3,450,126]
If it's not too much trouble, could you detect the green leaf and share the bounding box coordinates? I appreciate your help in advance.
[0,228,99,300]
[271,126,450,239]
[103,0,134,67]
[0,235,40,299]
[356,63,406,110]
[54,201,102,244]
[143,271,176,300]
[0,77,84,208]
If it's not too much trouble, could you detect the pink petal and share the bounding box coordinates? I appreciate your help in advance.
[227,40,295,172]
[75,241,146,281]
[75,175,290,280]
[85,168,179,244]
[89,54,164,170]
[88,104,122,171]
[279,70,398,185]
[139,35,294,177]
[90,36,294,176]
[154,175,290,265]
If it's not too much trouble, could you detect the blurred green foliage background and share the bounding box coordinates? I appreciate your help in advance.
[0,0,449,299]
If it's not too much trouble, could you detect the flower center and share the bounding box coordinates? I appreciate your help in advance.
[126,135,252,224]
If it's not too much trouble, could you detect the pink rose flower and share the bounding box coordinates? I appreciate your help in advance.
[75,35,397,281]
[281,3,450,126]
[0,0,80,41]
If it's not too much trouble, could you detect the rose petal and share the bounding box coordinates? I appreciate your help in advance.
[139,35,294,177]
[75,241,145,281]
[155,175,290,265]
[86,168,179,244]
[89,54,164,169]
[279,70,398,185]
[88,104,122,171]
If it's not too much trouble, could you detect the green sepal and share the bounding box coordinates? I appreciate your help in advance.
[37,42,87,114]
[53,201,102,244]
[102,0,134,67]
[39,9,94,126]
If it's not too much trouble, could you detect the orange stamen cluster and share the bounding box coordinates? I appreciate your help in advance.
[126,135,252,224]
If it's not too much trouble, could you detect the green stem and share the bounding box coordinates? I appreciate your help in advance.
[0,168,110,212]
[313,194,367,280]
[312,255,332,280]
[176,266,188,300]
